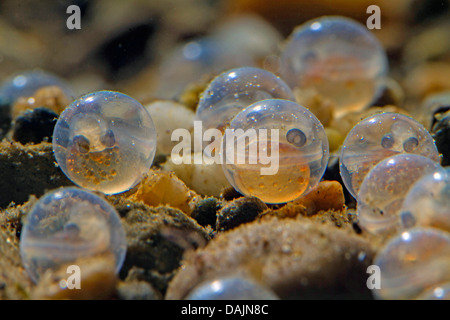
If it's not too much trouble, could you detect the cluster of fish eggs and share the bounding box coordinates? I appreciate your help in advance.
[0,71,158,284]
[339,112,449,300]
[196,66,330,204]
[2,15,446,300]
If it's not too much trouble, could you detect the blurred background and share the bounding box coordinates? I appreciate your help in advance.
[0,0,449,106]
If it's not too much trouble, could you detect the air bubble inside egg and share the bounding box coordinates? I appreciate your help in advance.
[53,91,157,194]
[340,112,440,199]
[280,16,388,117]
[373,228,450,300]
[20,187,127,283]
[222,99,329,204]
[357,154,443,235]
[400,169,450,233]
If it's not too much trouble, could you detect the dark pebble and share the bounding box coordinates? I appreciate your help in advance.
[12,107,58,144]
[216,197,268,232]
[432,115,450,166]
[0,95,12,139]
[191,197,222,229]
[323,155,357,208]
[431,105,450,128]
[221,186,244,201]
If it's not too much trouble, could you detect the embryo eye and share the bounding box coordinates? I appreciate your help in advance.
[286,128,307,148]
[73,135,90,154]
[101,129,116,148]
[403,137,419,152]
[381,133,395,149]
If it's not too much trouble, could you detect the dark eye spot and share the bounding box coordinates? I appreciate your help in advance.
[302,51,318,62]
[73,135,90,154]
[100,129,116,147]
[400,211,416,228]
[286,128,307,148]
[64,222,80,236]
[403,137,419,152]
[381,133,395,149]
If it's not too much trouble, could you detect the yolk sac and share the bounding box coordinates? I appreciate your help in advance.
[196,67,295,133]
[400,169,450,233]
[53,91,157,195]
[357,154,443,235]
[0,69,75,103]
[340,112,440,199]
[373,228,450,300]
[185,276,279,300]
[20,187,127,284]
[221,99,329,204]
[280,16,388,117]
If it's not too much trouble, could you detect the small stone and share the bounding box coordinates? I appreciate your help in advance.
[290,181,346,216]
[144,100,195,155]
[117,280,161,300]
[163,156,231,197]
[11,85,71,119]
[191,197,222,229]
[0,95,12,139]
[431,105,450,128]
[216,197,268,232]
[12,107,58,144]
[110,198,210,295]
[371,78,405,108]
[323,156,357,208]
[270,181,347,219]
[221,186,244,201]
[432,115,450,166]
[166,217,376,300]
[127,170,199,215]
[0,141,72,209]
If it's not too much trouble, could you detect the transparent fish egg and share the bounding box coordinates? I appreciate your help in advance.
[280,16,388,117]
[373,228,450,300]
[400,169,450,233]
[53,91,157,194]
[340,112,440,199]
[0,69,75,103]
[155,15,283,100]
[185,276,279,300]
[20,187,127,283]
[196,67,295,133]
[155,37,249,99]
[222,99,329,204]
[357,154,443,235]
